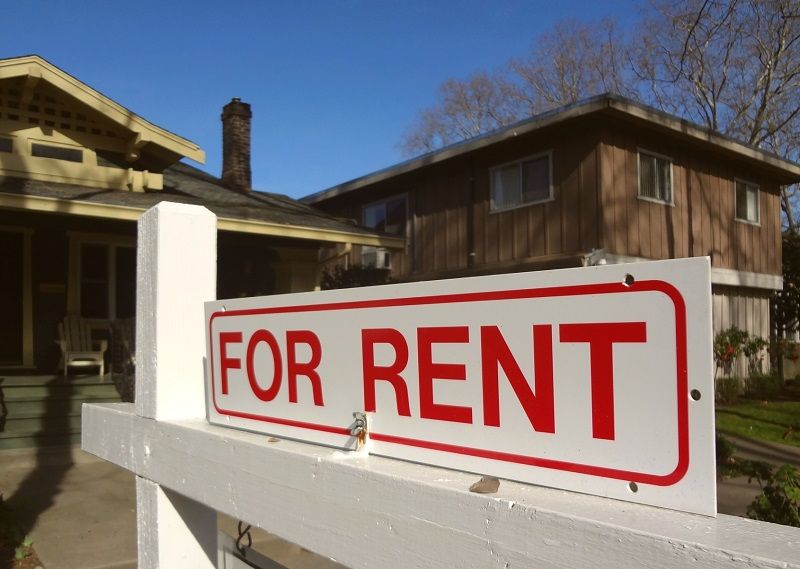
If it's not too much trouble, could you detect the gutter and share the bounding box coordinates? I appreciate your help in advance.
[0,192,405,249]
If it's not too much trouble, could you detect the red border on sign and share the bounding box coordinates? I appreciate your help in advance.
[208,280,688,486]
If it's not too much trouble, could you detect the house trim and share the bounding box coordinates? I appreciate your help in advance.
[0,192,405,248]
[597,252,782,290]
[0,56,205,163]
[303,94,800,205]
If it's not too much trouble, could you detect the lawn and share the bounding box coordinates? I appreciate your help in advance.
[716,400,800,448]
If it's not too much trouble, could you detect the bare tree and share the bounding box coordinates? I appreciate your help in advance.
[635,0,800,228]
[399,71,522,155]
[400,19,633,155]
[509,18,634,115]
[401,2,800,225]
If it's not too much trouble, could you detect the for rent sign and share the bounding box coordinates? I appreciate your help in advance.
[205,258,715,515]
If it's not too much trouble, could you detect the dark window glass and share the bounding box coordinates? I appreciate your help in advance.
[80,244,108,318]
[491,154,551,211]
[639,152,672,202]
[735,181,759,223]
[31,143,83,163]
[115,246,136,319]
[521,156,550,203]
[0,137,12,153]
[0,231,23,363]
[363,196,407,236]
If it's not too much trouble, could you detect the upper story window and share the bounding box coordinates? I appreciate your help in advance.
[31,142,83,163]
[490,152,552,212]
[0,137,12,153]
[735,179,760,224]
[638,149,672,204]
[363,195,407,236]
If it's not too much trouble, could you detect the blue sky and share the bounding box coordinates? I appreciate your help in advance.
[4,1,638,198]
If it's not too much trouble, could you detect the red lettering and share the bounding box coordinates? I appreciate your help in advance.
[361,329,411,416]
[246,329,282,402]
[559,322,647,440]
[286,330,324,406]
[481,325,554,433]
[219,332,242,395]
[418,327,472,424]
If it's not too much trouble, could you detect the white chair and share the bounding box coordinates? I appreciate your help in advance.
[57,316,108,376]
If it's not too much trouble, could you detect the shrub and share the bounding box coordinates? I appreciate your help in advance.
[714,327,749,379]
[744,373,783,399]
[747,464,800,527]
[715,433,772,481]
[743,336,769,376]
[715,376,741,404]
[320,265,392,290]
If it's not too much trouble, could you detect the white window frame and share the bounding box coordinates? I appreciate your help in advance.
[489,151,553,213]
[734,178,761,226]
[361,194,408,237]
[637,148,674,206]
[360,194,408,269]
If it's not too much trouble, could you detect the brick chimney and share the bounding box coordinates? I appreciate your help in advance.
[221,97,252,192]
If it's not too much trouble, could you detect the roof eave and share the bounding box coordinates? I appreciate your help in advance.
[303,94,800,204]
[0,55,205,164]
[0,192,403,248]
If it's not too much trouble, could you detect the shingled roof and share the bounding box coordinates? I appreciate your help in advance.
[0,161,404,247]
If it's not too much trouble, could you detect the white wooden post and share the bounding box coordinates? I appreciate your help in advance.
[134,202,218,568]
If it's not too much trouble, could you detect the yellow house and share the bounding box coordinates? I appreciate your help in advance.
[0,55,400,377]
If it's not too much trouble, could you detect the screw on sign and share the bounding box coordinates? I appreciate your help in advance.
[205,259,716,515]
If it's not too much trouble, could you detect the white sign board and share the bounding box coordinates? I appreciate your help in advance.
[205,258,715,515]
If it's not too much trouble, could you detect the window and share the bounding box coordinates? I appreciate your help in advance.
[363,195,407,236]
[0,137,12,153]
[735,180,760,224]
[361,195,407,268]
[79,243,136,319]
[638,150,672,203]
[490,153,551,211]
[31,142,83,163]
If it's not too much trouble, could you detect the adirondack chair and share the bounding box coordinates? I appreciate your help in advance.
[57,316,108,376]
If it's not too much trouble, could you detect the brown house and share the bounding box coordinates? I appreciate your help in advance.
[302,95,800,346]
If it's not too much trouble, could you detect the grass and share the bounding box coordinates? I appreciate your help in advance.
[716,400,800,448]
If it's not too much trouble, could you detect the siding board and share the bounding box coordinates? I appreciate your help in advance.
[514,207,529,260]
[580,146,598,250]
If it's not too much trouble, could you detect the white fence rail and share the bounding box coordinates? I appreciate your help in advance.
[83,203,800,569]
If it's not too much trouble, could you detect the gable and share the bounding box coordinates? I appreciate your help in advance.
[0,55,204,192]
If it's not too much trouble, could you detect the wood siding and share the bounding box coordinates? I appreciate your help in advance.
[320,117,784,282]
[599,127,783,276]
[328,124,602,280]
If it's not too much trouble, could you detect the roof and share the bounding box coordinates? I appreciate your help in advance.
[0,55,204,164]
[302,94,800,204]
[0,162,405,247]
